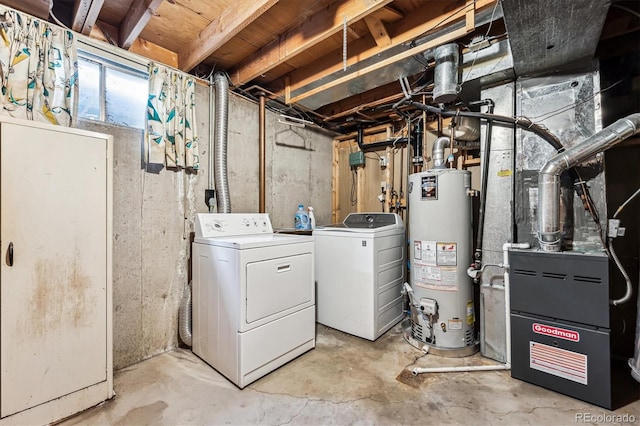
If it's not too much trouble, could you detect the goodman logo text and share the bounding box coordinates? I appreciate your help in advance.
[532,323,580,342]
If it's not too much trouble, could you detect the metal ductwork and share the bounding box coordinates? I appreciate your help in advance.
[289,5,506,110]
[214,72,231,213]
[501,0,609,76]
[442,116,481,141]
[537,113,640,252]
[432,43,460,104]
[432,136,450,169]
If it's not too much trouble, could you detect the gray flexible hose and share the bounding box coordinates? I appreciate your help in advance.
[214,72,231,213]
[178,283,192,347]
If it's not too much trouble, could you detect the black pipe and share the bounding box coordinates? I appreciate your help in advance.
[356,126,409,151]
[474,100,495,269]
[401,101,590,204]
[412,119,424,159]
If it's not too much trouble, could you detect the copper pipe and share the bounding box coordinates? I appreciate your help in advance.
[259,94,266,213]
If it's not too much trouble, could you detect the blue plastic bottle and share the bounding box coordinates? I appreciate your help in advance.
[294,204,309,229]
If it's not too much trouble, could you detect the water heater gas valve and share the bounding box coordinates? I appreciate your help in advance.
[419,298,438,316]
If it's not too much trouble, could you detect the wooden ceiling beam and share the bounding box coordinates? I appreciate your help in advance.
[72,0,105,35]
[119,0,165,50]
[372,6,403,22]
[91,20,178,68]
[365,16,391,47]
[178,0,279,72]
[228,0,394,86]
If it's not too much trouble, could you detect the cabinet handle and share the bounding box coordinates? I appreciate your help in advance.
[6,242,13,266]
[276,264,291,273]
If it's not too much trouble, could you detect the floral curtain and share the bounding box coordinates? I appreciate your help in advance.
[147,62,199,169]
[0,7,77,126]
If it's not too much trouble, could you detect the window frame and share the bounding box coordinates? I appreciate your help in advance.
[77,48,149,129]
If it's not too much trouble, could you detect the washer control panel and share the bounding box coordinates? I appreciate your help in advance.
[195,213,273,238]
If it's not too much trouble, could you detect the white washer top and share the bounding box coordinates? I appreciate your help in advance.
[314,213,405,235]
[194,213,312,249]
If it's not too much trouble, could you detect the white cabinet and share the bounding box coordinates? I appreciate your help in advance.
[0,118,113,425]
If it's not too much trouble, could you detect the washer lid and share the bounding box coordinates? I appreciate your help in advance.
[315,213,405,233]
[195,233,313,249]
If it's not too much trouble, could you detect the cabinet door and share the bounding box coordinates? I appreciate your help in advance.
[0,122,108,417]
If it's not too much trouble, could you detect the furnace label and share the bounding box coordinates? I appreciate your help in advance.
[532,323,580,342]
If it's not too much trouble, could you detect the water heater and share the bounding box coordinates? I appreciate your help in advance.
[408,169,478,356]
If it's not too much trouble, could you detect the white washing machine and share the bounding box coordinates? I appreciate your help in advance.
[314,213,406,340]
[192,213,315,388]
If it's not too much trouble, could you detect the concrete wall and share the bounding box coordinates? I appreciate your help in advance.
[79,83,333,370]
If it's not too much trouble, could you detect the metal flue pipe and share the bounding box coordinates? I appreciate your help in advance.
[214,72,231,213]
[537,113,640,252]
[432,136,450,169]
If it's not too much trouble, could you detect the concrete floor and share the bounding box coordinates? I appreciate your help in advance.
[62,324,639,425]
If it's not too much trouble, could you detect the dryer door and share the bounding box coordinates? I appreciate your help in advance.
[246,253,313,323]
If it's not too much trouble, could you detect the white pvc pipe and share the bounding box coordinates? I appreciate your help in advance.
[411,242,530,375]
[413,364,509,374]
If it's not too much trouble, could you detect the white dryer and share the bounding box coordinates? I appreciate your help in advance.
[314,213,406,340]
[192,213,315,388]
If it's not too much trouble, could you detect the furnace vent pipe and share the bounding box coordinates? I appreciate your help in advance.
[432,43,460,104]
[537,113,640,252]
[214,72,231,213]
[432,136,450,169]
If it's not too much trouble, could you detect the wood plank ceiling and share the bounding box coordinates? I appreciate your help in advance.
[3,0,638,133]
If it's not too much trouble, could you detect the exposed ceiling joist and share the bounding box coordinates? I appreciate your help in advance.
[228,0,394,86]
[91,20,178,67]
[372,6,403,22]
[119,0,164,50]
[72,0,105,35]
[178,0,279,72]
[364,16,391,47]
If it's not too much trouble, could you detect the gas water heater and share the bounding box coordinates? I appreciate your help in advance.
[408,145,478,356]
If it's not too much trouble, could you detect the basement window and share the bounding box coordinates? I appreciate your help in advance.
[77,52,148,129]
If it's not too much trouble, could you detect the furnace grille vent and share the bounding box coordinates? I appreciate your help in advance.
[541,272,567,280]
[573,275,602,284]
[513,269,536,276]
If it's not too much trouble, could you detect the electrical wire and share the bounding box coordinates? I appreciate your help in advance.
[350,169,358,206]
[612,3,640,20]
[527,79,623,123]
[461,0,501,85]
[613,187,640,219]
[609,186,640,305]
[409,0,492,69]
[365,152,382,160]
[48,0,69,29]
